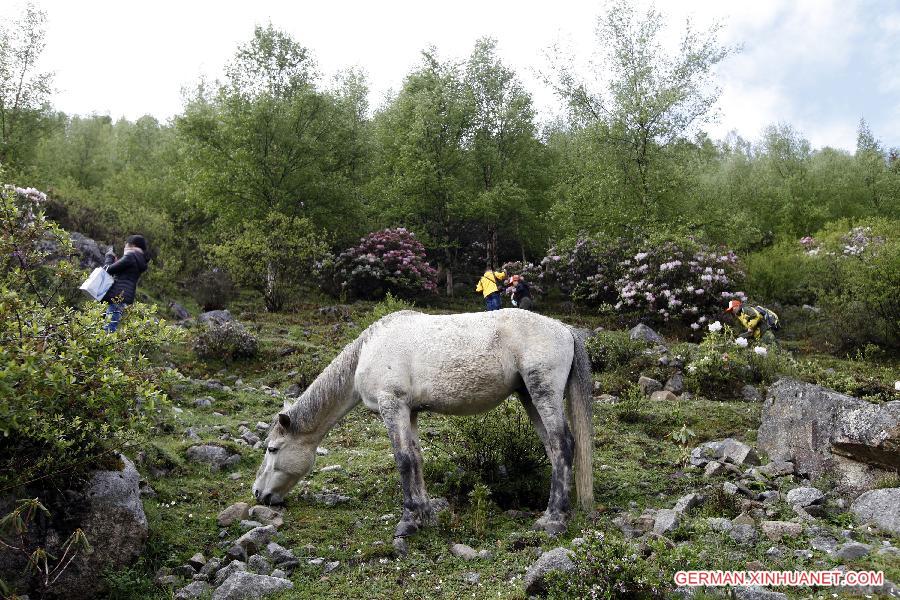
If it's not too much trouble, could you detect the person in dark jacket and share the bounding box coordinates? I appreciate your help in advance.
[103,234,149,332]
[509,274,533,311]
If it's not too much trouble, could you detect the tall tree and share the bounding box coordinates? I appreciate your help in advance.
[548,0,730,226]
[0,2,54,171]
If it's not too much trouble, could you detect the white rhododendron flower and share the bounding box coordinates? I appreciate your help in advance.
[735,337,748,347]
[708,321,722,332]
[754,346,768,356]
[895,381,900,391]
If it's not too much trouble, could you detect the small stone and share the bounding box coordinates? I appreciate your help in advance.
[226,545,247,563]
[732,512,755,526]
[450,543,478,560]
[832,541,871,560]
[809,535,839,553]
[228,472,241,480]
[319,464,342,473]
[723,482,739,495]
[477,549,492,560]
[650,390,678,402]
[199,558,221,577]
[760,521,802,542]
[629,323,665,344]
[174,581,212,600]
[740,385,762,402]
[236,525,277,553]
[462,572,481,585]
[393,537,408,556]
[595,393,619,404]
[673,493,703,515]
[707,517,733,532]
[785,487,824,507]
[316,447,329,455]
[255,421,269,432]
[653,509,681,535]
[265,542,295,565]
[664,372,684,394]
[270,569,287,579]
[213,560,246,586]
[249,505,284,528]
[704,461,726,477]
[188,552,206,570]
[324,560,340,573]
[524,547,575,595]
[239,520,263,530]
[308,558,324,566]
[248,554,272,575]
[729,524,758,545]
[194,396,214,408]
[757,491,780,504]
[211,571,293,600]
[638,376,663,395]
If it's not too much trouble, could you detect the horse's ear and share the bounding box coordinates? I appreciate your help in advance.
[278,413,291,430]
[282,398,292,412]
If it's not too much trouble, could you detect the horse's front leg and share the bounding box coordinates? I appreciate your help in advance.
[378,393,429,538]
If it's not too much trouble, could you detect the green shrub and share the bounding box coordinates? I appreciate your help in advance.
[427,398,549,509]
[193,320,259,361]
[585,330,648,371]
[546,529,699,599]
[684,323,796,399]
[0,181,179,491]
[191,268,234,311]
[745,241,826,306]
[614,384,647,423]
[354,292,414,331]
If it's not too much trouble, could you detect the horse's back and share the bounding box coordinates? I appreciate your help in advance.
[356,310,574,414]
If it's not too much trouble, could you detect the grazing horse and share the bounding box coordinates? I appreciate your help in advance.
[253,309,594,537]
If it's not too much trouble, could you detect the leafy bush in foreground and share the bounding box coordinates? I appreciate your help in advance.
[0,181,178,491]
[585,330,648,371]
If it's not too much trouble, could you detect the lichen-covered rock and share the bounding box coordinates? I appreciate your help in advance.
[785,487,824,507]
[690,438,760,467]
[758,379,900,497]
[523,547,575,595]
[851,488,900,536]
[638,376,663,395]
[212,571,293,600]
[217,502,251,527]
[186,445,240,471]
[629,323,664,344]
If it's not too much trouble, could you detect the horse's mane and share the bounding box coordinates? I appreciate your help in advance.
[285,310,420,433]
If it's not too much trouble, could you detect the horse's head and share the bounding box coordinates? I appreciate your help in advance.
[252,411,317,505]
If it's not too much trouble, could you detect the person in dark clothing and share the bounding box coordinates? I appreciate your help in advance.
[103,234,149,332]
[509,274,533,311]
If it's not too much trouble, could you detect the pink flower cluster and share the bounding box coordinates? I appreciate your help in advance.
[614,242,746,326]
[336,228,438,299]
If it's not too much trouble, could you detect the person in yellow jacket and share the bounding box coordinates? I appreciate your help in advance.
[725,299,779,343]
[475,269,506,311]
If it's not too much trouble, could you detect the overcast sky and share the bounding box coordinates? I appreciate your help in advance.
[4,0,899,151]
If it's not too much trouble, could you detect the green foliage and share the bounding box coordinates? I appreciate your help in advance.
[467,483,492,538]
[614,384,647,423]
[191,268,234,311]
[684,323,796,399]
[193,320,259,361]
[208,212,329,312]
[354,292,414,331]
[428,398,549,509]
[0,181,179,490]
[744,241,824,305]
[546,529,698,599]
[585,330,647,371]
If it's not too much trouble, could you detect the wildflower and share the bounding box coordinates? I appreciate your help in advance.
[708,321,722,332]
[690,323,700,330]
[634,252,649,262]
[735,337,748,348]
[754,346,768,357]
[894,380,900,391]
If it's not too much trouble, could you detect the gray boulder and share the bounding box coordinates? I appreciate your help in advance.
[175,581,213,599]
[629,324,664,344]
[832,541,871,560]
[169,301,191,320]
[198,310,233,326]
[851,488,900,536]
[653,509,681,535]
[785,486,824,507]
[664,372,684,394]
[758,379,900,497]
[450,543,478,560]
[236,525,278,554]
[186,445,240,471]
[213,560,246,586]
[690,438,760,467]
[741,385,762,402]
[212,571,293,600]
[218,502,251,526]
[729,524,758,545]
[638,376,662,396]
[523,547,575,595]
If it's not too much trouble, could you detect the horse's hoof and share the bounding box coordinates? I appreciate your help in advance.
[394,519,419,538]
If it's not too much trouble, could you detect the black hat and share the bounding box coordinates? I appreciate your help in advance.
[126,234,147,253]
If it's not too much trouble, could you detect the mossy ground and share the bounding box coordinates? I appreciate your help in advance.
[108,300,899,599]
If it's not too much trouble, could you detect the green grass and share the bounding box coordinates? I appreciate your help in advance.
[110,301,900,599]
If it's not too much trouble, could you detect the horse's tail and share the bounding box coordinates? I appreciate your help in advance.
[566,327,594,513]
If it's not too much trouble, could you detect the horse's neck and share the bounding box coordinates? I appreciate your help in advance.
[296,335,365,442]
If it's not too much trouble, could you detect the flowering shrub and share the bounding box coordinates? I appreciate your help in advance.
[615,240,746,327]
[683,323,796,399]
[541,236,630,304]
[336,228,438,300]
[500,260,544,296]
[193,320,259,361]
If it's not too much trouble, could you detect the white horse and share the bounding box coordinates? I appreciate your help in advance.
[253,309,594,537]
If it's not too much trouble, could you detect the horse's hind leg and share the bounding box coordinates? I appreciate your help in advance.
[523,375,574,536]
[377,392,429,538]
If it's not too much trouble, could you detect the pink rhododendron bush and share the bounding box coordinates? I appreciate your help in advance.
[615,240,746,327]
[335,228,438,299]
